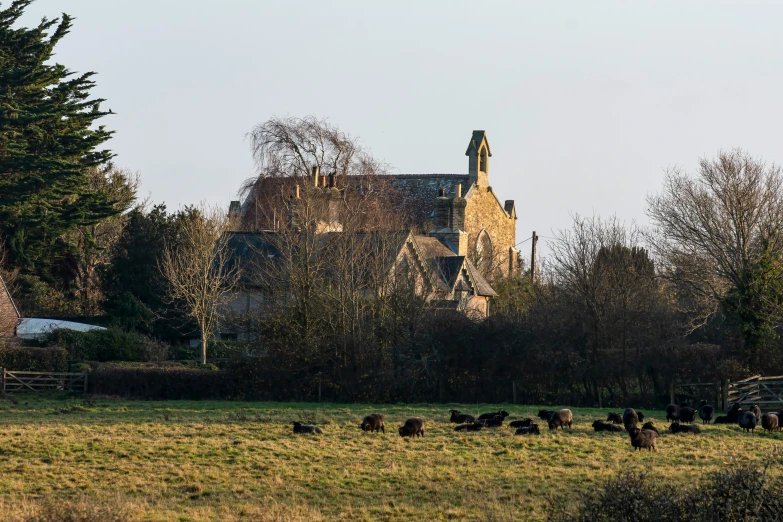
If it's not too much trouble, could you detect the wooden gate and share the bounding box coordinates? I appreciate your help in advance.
[727,375,783,411]
[2,369,88,393]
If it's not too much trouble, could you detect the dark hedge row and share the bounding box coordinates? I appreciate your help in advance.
[0,346,68,372]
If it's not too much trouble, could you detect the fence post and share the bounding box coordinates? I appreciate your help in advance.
[669,382,675,405]
[716,381,722,413]
[723,379,729,411]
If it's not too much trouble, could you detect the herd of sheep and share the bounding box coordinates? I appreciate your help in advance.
[290,399,782,451]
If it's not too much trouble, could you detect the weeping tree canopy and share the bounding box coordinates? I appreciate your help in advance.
[0,0,120,278]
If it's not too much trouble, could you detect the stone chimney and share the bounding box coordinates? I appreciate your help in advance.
[430,185,468,256]
[289,184,302,229]
[312,166,320,187]
[434,187,451,229]
[228,200,241,220]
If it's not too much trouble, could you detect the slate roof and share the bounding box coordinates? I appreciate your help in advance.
[384,174,470,227]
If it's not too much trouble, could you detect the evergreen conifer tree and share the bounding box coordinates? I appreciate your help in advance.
[0,0,118,278]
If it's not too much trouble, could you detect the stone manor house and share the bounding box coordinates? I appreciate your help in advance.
[226,130,519,325]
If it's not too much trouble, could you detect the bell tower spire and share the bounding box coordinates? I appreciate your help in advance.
[465,130,491,188]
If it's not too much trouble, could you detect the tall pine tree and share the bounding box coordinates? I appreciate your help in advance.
[0,0,119,280]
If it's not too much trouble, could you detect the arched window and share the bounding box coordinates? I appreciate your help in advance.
[479,147,488,173]
[476,229,493,274]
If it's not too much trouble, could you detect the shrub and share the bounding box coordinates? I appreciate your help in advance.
[90,363,230,399]
[50,327,169,362]
[0,346,68,372]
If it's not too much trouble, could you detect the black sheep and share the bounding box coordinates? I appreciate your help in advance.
[666,404,680,422]
[637,412,646,422]
[592,420,624,432]
[738,411,757,433]
[292,421,322,434]
[641,421,659,435]
[698,400,714,424]
[398,417,425,438]
[606,412,623,424]
[623,408,639,429]
[478,415,504,428]
[359,413,385,433]
[669,422,700,434]
[713,415,731,424]
[537,409,555,420]
[750,404,762,421]
[449,410,475,424]
[726,402,743,422]
[508,418,533,428]
[628,427,658,452]
[548,409,573,430]
[762,413,779,433]
[478,410,510,421]
[515,424,540,435]
[454,422,483,432]
[679,407,697,424]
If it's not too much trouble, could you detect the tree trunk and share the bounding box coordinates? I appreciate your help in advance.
[201,334,207,365]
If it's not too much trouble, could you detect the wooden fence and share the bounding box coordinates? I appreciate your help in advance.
[673,381,728,411]
[1,369,88,394]
[727,375,783,411]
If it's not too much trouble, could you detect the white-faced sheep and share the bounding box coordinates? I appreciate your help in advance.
[606,412,623,424]
[679,407,697,424]
[762,413,779,433]
[478,410,509,421]
[359,413,385,433]
[292,421,322,434]
[592,420,624,432]
[398,417,425,438]
[628,426,658,452]
[454,422,483,432]
[698,400,714,424]
[548,409,573,430]
[515,424,541,435]
[739,411,757,433]
[449,410,475,424]
[508,418,533,428]
[668,422,700,435]
[666,404,680,422]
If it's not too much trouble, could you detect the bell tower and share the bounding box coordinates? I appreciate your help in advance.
[466,130,491,188]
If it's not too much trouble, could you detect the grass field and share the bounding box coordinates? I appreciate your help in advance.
[0,396,781,521]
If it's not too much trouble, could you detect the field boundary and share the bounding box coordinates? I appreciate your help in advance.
[1,368,88,394]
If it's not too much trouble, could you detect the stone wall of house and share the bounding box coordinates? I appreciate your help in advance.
[464,185,517,278]
[0,277,19,342]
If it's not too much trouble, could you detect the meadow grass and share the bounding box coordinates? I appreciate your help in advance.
[0,396,781,521]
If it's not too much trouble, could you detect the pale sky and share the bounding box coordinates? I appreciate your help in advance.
[19,1,783,262]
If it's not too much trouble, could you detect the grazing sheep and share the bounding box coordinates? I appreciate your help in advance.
[592,420,624,432]
[738,411,757,433]
[359,413,385,433]
[537,409,556,420]
[548,409,573,430]
[628,427,658,452]
[448,410,475,424]
[623,408,639,429]
[727,402,743,422]
[637,412,646,422]
[698,401,714,424]
[666,404,680,422]
[641,421,659,435]
[762,413,779,433]
[669,422,700,435]
[606,412,623,424]
[478,410,510,421]
[478,415,504,428]
[714,415,731,424]
[509,418,533,428]
[679,407,697,424]
[454,422,483,432]
[292,421,322,434]
[398,417,425,438]
[515,424,541,435]
[750,404,762,421]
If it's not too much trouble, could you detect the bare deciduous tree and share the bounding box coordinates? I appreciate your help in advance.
[647,149,783,354]
[160,204,240,365]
